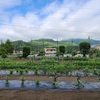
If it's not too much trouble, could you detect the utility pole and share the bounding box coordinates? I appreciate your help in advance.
[71,39,73,53]
[42,39,44,51]
[42,39,44,55]
[0,39,3,44]
[30,39,32,54]
[71,38,73,45]
[88,36,91,44]
[57,38,59,61]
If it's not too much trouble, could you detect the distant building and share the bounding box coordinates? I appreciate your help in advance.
[44,48,57,57]
[13,50,16,54]
[64,54,72,57]
[13,50,23,55]
[74,54,89,58]
[27,54,38,58]
[74,54,83,57]
[91,44,100,50]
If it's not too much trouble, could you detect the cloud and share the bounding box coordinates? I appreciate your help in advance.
[0,0,22,23]
[0,0,100,41]
[0,0,21,8]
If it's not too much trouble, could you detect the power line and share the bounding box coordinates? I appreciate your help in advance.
[0,13,100,24]
[1,15,100,20]
[0,23,100,33]
[0,6,99,12]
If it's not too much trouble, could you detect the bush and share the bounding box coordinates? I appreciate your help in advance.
[2,53,7,59]
[23,46,30,58]
[63,57,88,61]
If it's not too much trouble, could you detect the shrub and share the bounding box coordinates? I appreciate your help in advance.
[2,53,7,59]
[23,46,30,58]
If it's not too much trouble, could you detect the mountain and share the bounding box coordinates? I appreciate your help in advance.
[62,38,100,45]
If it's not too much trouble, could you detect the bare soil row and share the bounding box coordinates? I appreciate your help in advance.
[0,75,97,82]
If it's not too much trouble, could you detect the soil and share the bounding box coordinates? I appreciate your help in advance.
[0,75,98,82]
[0,89,99,100]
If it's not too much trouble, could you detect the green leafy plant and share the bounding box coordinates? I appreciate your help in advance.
[93,69,98,75]
[83,67,89,76]
[5,75,9,85]
[19,70,24,75]
[24,68,28,73]
[52,81,58,89]
[97,71,100,81]
[74,73,84,89]
[21,76,25,86]
[9,69,13,75]
[35,79,40,86]
[16,69,19,73]
[53,75,58,82]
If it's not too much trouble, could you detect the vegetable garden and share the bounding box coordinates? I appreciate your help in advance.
[0,58,100,90]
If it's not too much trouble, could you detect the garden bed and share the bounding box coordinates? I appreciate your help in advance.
[0,75,99,91]
[0,80,100,91]
[0,59,99,100]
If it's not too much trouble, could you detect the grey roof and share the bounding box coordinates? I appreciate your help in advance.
[91,44,100,48]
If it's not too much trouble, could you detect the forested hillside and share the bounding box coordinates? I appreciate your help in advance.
[12,39,77,52]
[12,38,100,52]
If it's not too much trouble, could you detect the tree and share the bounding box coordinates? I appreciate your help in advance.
[0,42,7,60]
[2,53,7,59]
[38,50,45,56]
[59,46,65,55]
[23,46,30,58]
[79,42,90,57]
[89,48,98,57]
[90,49,100,58]
[66,45,79,54]
[0,39,14,54]
[0,42,6,54]
[5,39,14,54]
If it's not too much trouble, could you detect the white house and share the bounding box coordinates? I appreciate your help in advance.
[13,50,23,55]
[74,54,89,58]
[74,54,83,57]
[64,54,72,57]
[44,48,57,57]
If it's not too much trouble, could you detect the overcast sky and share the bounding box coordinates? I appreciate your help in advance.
[0,0,100,41]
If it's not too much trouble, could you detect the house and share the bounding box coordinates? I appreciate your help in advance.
[74,54,89,58]
[13,50,23,55]
[74,54,83,57]
[27,54,38,58]
[64,54,72,57]
[44,48,57,57]
[91,45,100,50]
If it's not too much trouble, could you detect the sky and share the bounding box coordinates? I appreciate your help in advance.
[0,0,100,41]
